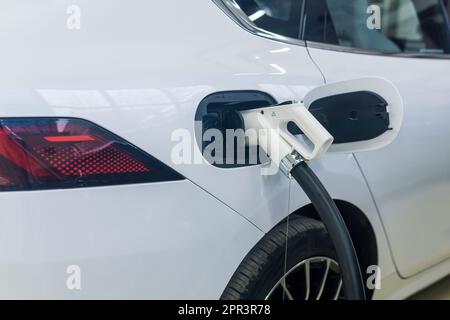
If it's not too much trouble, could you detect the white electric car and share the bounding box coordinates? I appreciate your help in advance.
[0,0,449,300]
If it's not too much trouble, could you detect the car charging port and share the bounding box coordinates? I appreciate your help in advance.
[195,91,277,168]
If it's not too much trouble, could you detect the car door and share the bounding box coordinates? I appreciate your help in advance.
[302,0,450,277]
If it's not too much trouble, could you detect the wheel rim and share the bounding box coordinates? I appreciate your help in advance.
[265,256,343,300]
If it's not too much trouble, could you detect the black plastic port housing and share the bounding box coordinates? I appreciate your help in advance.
[195,91,277,168]
[288,91,390,144]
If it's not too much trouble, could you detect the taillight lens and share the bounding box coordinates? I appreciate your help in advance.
[0,118,183,191]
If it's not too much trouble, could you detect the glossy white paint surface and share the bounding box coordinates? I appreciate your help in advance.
[0,181,263,299]
[0,0,446,299]
[0,0,325,233]
[0,0,323,298]
[307,47,450,277]
[289,152,397,290]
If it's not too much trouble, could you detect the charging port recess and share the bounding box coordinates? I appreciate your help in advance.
[195,91,277,168]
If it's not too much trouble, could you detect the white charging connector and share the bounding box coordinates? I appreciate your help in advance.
[240,102,366,300]
[241,102,334,176]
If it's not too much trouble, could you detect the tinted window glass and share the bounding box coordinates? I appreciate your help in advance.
[304,0,450,54]
[234,0,304,39]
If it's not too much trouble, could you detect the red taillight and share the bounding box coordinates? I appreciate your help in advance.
[43,135,95,142]
[0,118,183,191]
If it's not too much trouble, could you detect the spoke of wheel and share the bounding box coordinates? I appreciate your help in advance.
[316,259,331,300]
[333,279,343,300]
[304,260,311,300]
[281,280,294,300]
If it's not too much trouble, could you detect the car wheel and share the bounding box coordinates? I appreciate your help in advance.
[221,216,344,300]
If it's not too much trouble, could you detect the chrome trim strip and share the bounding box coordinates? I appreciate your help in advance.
[306,41,450,60]
[212,0,450,60]
[211,0,306,47]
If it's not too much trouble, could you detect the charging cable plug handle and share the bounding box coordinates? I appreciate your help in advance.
[241,102,366,300]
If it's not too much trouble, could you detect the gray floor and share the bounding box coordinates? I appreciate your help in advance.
[409,275,450,300]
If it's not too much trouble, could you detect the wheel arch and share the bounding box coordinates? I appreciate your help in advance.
[291,199,378,299]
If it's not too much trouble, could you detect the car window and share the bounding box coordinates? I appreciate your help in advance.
[233,0,304,39]
[303,0,450,54]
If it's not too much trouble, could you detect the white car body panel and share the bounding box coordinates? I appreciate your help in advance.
[289,153,397,290]
[0,181,263,299]
[306,47,450,277]
[0,0,324,233]
[0,0,322,299]
[0,0,447,299]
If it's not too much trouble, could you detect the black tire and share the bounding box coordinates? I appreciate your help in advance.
[221,216,339,300]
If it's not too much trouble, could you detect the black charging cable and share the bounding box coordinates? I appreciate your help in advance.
[290,160,366,300]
